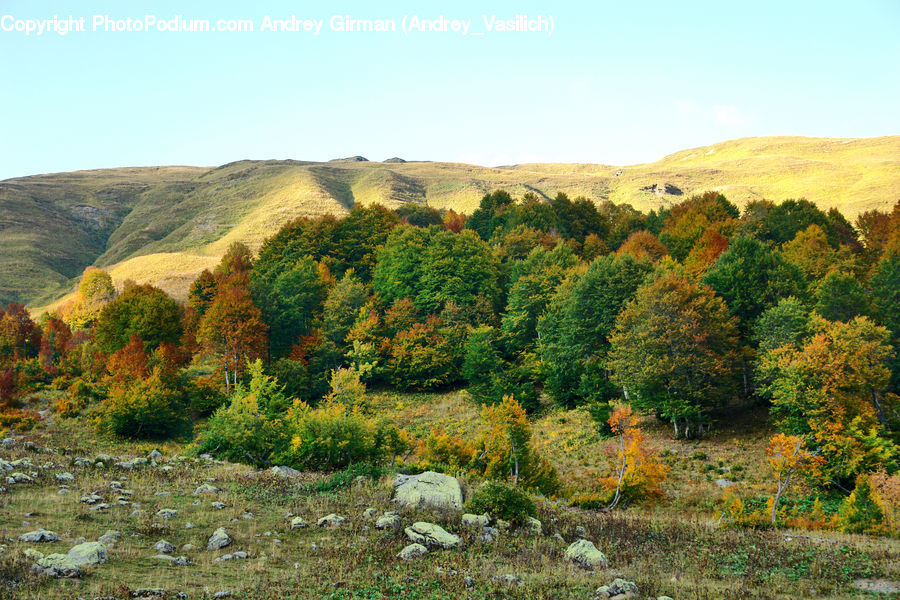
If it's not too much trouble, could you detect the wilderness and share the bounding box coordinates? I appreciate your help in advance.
[1,140,899,599]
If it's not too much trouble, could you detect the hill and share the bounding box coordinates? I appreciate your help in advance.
[1,135,897,308]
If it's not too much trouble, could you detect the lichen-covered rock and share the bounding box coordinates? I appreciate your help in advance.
[156,509,178,519]
[55,472,74,482]
[565,539,608,570]
[270,465,300,478]
[290,516,309,529]
[404,522,461,549]
[33,542,108,577]
[97,530,121,545]
[154,540,176,554]
[398,543,428,560]
[461,513,490,529]
[375,512,401,530]
[317,514,347,527]
[194,483,220,495]
[524,517,542,535]
[393,471,463,511]
[18,529,59,543]
[207,527,232,550]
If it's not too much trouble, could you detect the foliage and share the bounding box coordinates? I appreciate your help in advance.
[466,480,538,526]
[63,267,115,328]
[98,370,185,439]
[838,474,887,535]
[386,318,457,391]
[602,405,667,508]
[609,273,742,437]
[766,433,826,524]
[813,271,870,322]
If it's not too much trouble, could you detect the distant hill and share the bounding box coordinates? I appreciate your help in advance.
[1,136,897,309]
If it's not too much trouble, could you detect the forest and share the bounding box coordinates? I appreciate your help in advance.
[2,189,899,537]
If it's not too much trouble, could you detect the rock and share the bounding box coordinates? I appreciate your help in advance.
[213,592,233,598]
[18,529,59,543]
[290,516,309,529]
[1,437,17,447]
[154,540,176,554]
[270,465,301,478]
[207,527,232,550]
[88,502,110,511]
[362,507,378,519]
[524,517,542,535]
[479,526,500,543]
[33,541,108,577]
[595,578,639,599]
[148,450,162,459]
[7,472,33,484]
[393,471,463,511]
[151,554,190,566]
[492,574,523,587]
[212,502,226,509]
[194,483,220,495]
[397,543,428,560]
[317,514,347,528]
[404,522,461,549]
[0,459,12,471]
[95,454,115,464]
[181,543,196,552]
[564,539,608,570]
[461,513,490,529]
[715,478,736,488]
[156,509,178,519]
[553,533,565,543]
[574,525,587,538]
[98,530,121,545]
[23,548,44,560]
[375,512,401,530]
[81,493,103,504]
[55,472,74,482]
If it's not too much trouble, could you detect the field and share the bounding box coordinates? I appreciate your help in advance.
[2,135,898,309]
[2,389,898,600]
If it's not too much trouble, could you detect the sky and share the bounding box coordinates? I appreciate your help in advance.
[1,0,898,179]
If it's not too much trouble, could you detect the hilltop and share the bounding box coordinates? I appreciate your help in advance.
[1,135,897,308]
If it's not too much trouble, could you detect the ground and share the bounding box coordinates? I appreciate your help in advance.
[1,390,898,600]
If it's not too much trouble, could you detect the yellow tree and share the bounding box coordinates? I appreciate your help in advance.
[604,405,667,509]
[766,433,825,524]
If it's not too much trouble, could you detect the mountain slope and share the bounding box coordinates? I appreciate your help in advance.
[1,136,897,308]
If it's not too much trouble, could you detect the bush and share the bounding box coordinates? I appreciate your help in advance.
[186,376,226,417]
[466,480,537,526]
[98,371,186,439]
[301,462,387,494]
[415,429,476,472]
[386,319,457,391]
[281,401,408,471]
[838,474,887,535]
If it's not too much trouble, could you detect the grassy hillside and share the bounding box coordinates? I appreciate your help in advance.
[2,136,897,309]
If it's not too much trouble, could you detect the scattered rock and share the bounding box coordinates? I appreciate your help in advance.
[154,540,176,554]
[151,554,190,566]
[156,509,178,519]
[18,529,59,543]
[98,530,121,545]
[32,541,108,577]
[574,525,587,538]
[55,472,74,482]
[194,483,220,495]
[565,539,608,570]
[362,507,378,519]
[317,514,347,528]
[393,471,463,511]
[493,574,524,587]
[524,517,542,535]
[212,502,226,509]
[207,527,232,550]
[397,543,428,560]
[375,512,401,530]
[270,465,300,478]
[404,522,461,549]
[148,450,162,459]
[290,516,309,529]
[595,578,639,599]
[461,513,490,529]
[715,478,736,488]
[853,579,900,595]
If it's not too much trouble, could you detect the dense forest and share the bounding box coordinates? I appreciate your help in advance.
[2,190,899,535]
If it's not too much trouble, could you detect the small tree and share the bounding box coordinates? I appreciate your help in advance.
[766,433,825,524]
[604,405,667,509]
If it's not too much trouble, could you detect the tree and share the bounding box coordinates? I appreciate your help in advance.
[467,190,515,241]
[604,405,667,509]
[386,317,457,391]
[753,297,812,354]
[537,254,653,409]
[0,303,40,364]
[813,271,870,322]
[703,235,807,336]
[757,315,898,485]
[198,272,268,392]
[99,369,185,439]
[616,230,669,262]
[838,474,887,534]
[659,192,739,261]
[94,282,182,354]
[372,225,433,306]
[214,241,253,279]
[462,325,504,403]
[332,205,400,280]
[501,243,578,354]
[64,267,115,328]
[766,433,825,524]
[187,269,218,316]
[608,273,742,437]
[782,224,841,281]
[869,254,900,393]
[417,229,502,314]
[322,272,370,349]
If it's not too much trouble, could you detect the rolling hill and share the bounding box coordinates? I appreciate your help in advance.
[1,135,897,310]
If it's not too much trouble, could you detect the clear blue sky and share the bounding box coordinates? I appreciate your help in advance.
[1,0,898,179]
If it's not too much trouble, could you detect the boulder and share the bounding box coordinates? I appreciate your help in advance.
[97,530,121,545]
[33,542,108,577]
[404,522,461,549]
[154,540,176,554]
[156,509,177,519]
[397,543,428,560]
[194,483,220,495]
[18,529,59,543]
[207,527,232,550]
[524,517,542,535]
[151,554,190,566]
[461,513,490,529]
[270,465,301,478]
[564,539,608,570]
[393,471,463,511]
[317,514,347,527]
[290,516,309,529]
[55,472,74,482]
[375,512,401,530]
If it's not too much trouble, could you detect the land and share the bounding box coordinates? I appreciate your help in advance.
[1,135,898,309]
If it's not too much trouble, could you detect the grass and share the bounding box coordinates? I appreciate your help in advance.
[5,135,899,309]
[1,390,899,599]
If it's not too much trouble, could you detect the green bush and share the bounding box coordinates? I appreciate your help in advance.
[466,480,537,526]
[302,462,387,494]
[98,371,185,439]
[838,475,887,534]
[186,377,226,417]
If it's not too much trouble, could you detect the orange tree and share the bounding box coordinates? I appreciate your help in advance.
[757,315,898,486]
[766,433,825,524]
[603,405,667,509]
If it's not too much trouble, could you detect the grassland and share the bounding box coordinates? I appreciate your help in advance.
[2,136,898,309]
[1,389,898,599]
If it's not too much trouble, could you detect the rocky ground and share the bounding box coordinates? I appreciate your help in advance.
[1,433,898,600]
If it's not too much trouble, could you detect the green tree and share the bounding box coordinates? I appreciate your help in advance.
[323,272,370,349]
[608,273,742,438]
[372,225,433,306]
[417,229,502,314]
[94,282,182,354]
[814,271,870,322]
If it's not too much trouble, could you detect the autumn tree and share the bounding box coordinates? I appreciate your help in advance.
[322,272,370,349]
[616,230,669,262]
[0,303,40,364]
[187,269,218,316]
[766,433,825,524]
[608,273,742,438]
[604,405,667,509]
[757,315,898,485]
[63,267,115,328]
[658,191,739,261]
[198,271,268,392]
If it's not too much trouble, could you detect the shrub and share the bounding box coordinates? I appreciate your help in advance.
[838,474,887,535]
[301,462,387,494]
[466,480,537,526]
[386,319,457,391]
[186,376,227,417]
[98,371,186,439]
[415,429,476,472]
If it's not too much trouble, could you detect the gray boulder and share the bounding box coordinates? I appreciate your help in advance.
[398,543,428,560]
[33,542,108,577]
[404,522,461,549]
[317,514,347,527]
[393,471,463,511]
[154,540,176,554]
[564,539,608,570]
[207,527,232,550]
[18,529,59,543]
[596,578,639,599]
[375,512,401,530]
